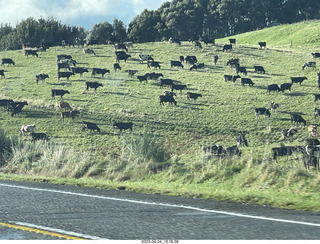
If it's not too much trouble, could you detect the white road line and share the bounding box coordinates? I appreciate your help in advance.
[1,183,320,227]
[12,222,105,240]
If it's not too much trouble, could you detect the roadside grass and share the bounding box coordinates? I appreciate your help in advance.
[1,20,320,211]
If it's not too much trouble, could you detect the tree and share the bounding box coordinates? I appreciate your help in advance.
[86,21,113,44]
[112,18,127,42]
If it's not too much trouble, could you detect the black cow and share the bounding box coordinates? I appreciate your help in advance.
[114,43,128,52]
[187,92,202,100]
[137,74,149,83]
[113,122,133,132]
[51,89,70,98]
[271,146,296,161]
[36,74,49,84]
[236,66,247,76]
[258,42,266,48]
[25,49,38,57]
[171,84,187,94]
[57,54,72,62]
[226,145,242,157]
[10,101,28,117]
[86,81,103,92]
[241,78,254,86]
[159,95,177,106]
[315,108,320,118]
[291,76,307,85]
[229,39,236,44]
[0,69,5,79]
[82,121,101,133]
[267,84,281,93]
[127,70,138,78]
[148,72,163,80]
[280,83,292,92]
[31,132,49,141]
[222,44,232,52]
[58,72,73,80]
[213,55,219,65]
[57,62,71,71]
[224,74,241,83]
[290,113,306,126]
[302,61,316,70]
[170,60,184,69]
[255,108,271,118]
[312,52,320,58]
[185,56,197,65]
[91,68,110,77]
[190,63,204,70]
[147,61,161,69]
[0,99,13,110]
[115,51,131,62]
[236,133,248,147]
[113,63,121,72]
[226,58,240,68]
[160,78,173,88]
[314,94,320,102]
[2,58,15,65]
[254,66,265,74]
[71,67,89,77]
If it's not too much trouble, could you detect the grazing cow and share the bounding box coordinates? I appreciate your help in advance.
[229,39,236,44]
[171,84,187,94]
[25,49,38,57]
[163,91,176,97]
[83,48,96,55]
[127,70,138,78]
[51,89,70,99]
[255,108,271,118]
[281,128,297,139]
[170,60,184,69]
[226,58,240,68]
[270,101,279,112]
[36,74,49,84]
[2,58,15,65]
[82,121,101,133]
[113,122,133,132]
[57,54,72,62]
[187,92,202,100]
[56,101,73,111]
[241,78,254,86]
[291,76,307,85]
[61,110,80,120]
[203,145,226,156]
[308,125,317,137]
[224,74,241,83]
[226,145,242,157]
[254,65,265,74]
[113,63,121,72]
[86,81,103,92]
[31,132,49,141]
[0,99,13,110]
[57,62,71,71]
[60,58,76,67]
[147,61,161,69]
[160,78,173,88]
[222,44,232,52]
[71,67,89,77]
[190,63,204,70]
[148,72,163,80]
[314,94,320,102]
[115,51,131,62]
[11,101,28,117]
[302,146,320,170]
[236,66,247,76]
[267,84,281,93]
[137,74,149,83]
[290,113,306,126]
[312,52,320,58]
[185,56,197,65]
[179,56,184,63]
[139,54,154,63]
[91,68,110,77]
[280,83,292,92]
[58,72,73,80]
[213,55,219,65]
[159,95,177,106]
[0,69,5,79]
[315,108,320,118]
[271,146,296,161]
[258,42,266,48]
[302,61,316,70]
[20,124,36,134]
[236,133,248,147]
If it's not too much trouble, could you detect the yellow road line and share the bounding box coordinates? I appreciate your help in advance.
[0,222,87,240]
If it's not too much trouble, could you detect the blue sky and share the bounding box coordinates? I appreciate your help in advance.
[0,0,169,30]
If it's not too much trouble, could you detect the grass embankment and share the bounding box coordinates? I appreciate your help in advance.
[1,20,320,212]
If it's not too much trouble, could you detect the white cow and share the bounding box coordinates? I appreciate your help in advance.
[20,124,36,134]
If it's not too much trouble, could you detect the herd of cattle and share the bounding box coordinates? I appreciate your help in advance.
[1,39,320,171]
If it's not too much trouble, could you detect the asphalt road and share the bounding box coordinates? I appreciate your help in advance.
[0,179,320,240]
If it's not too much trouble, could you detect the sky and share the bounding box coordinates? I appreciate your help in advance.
[0,0,169,30]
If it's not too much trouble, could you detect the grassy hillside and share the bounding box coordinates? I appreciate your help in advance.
[219,20,320,47]
[1,20,320,211]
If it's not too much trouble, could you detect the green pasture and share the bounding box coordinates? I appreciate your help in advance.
[1,20,320,211]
